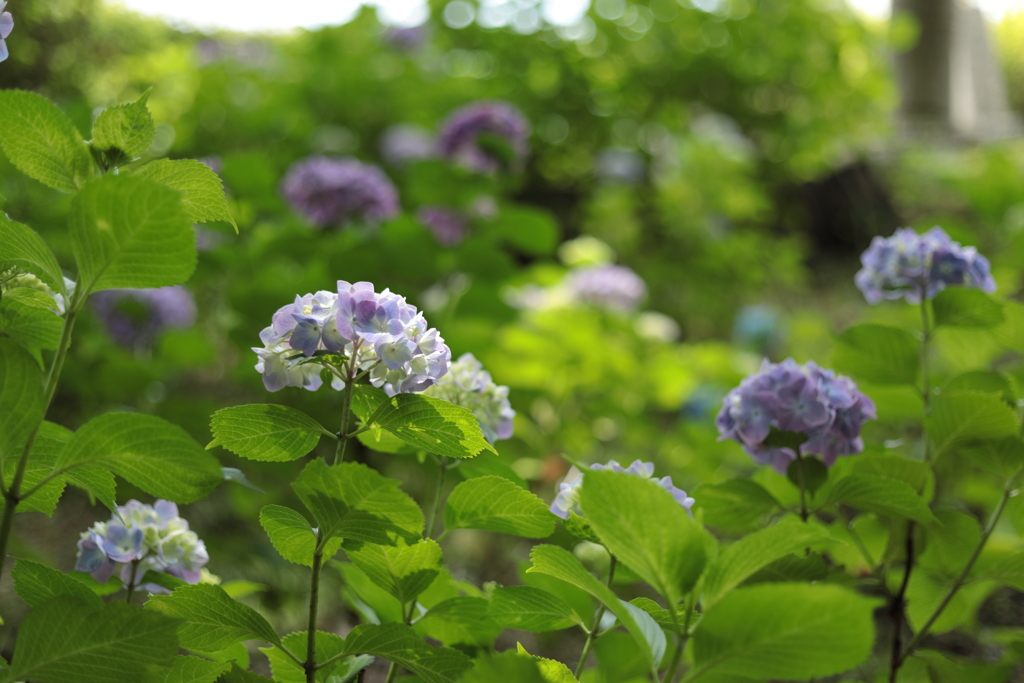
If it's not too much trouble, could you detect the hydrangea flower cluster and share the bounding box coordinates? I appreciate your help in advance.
[0,268,71,314]
[439,100,530,173]
[565,264,648,312]
[0,3,13,63]
[716,359,876,474]
[855,226,996,305]
[254,281,452,396]
[550,460,695,519]
[380,124,437,166]
[91,286,197,349]
[75,500,208,588]
[424,353,514,443]
[417,206,469,246]
[281,156,399,228]
[383,24,430,51]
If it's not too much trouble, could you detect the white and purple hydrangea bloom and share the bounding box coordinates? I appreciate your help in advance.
[716,358,876,474]
[550,459,696,520]
[855,226,996,305]
[438,100,531,173]
[565,264,647,312]
[75,500,208,589]
[417,206,470,247]
[254,282,451,396]
[0,3,13,63]
[281,156,399,228]
[424,353,515,443]
[91,285,197,349]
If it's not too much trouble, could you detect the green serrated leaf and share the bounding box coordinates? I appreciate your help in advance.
[944,370,1015,403]
[55,412,222,503]
[92,91,156,162]
[932,288,1004,328]
[364,393,497,459]
[0,214,66,295]
[694,479,783,532]
[135,158,236,229]
[70,174,196,295]
[0,90,93,193]
[826,474,937,523]
[261,631,370,683]
[7,595,180,683]
[0,288,63,352]
[415,596,502,647]
[578,469,706,606]
[444,476,555,538]
[961,438,1024,479]
[3,419,69,517]
[0,339,44,477]
[160,656,230,683]
[627,597,686,634]
[217,664,273,683]
[11,558,104,608]
[208,404,331,461]
[458,650,547,683]
[927,391,1019,458]
[146,583,282,652]
[260,504,342,567]
[340,623,473,683]
[832,323,919,386]
[489,585,584,632]
[346,538,442,605]
[516,643,579,683]
[850,453,935,502]
[739,552,829,587]
[785,455,828,497]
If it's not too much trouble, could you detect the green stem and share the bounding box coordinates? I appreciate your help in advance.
[920,297,932,461]
[125,559,141,605]
[662,591,694,683]
[795,451,808,522]
[425,455,448,540]
[304,532,324,683]
[0,304,80,579]
[332,357,356,466]
[575,555,618,679]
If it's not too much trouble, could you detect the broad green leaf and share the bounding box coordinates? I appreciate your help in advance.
[832,323,919,385]
[91,91,156,162]
[3,419,68,516]
[459,651,547,683]
[489,585,584,632]
[260,504,342,567]
[336,561,405,624]
[70,174,196,294]
[740,552,829,587]
[7,596,180,683]
[208,404,332,462]
[63,461,118,512]
[785,455,828,496]
[689,584,878,680]
[455,456,529,489]
[516,644,579,683]
[527,544,660,673]
[618,599,667,667]
[219,664,273,683]
[135,159,236,228]
[444,476,556,538]
[146,584,282,652]
[578,469,706,605]
[971,551,1024,590]
[0,288,63,351]
[0,90,93,193]
[918,509,981,578]
[702,517,832,608]
[825,474,937,524]
[0,214,66,295]
[160,656,230,683]
[944,370,1015,403]
[140,571,189,593]
[292,459,423,545]
[340,623,473,683]
[55,412,222,503]
[364,393,497,459]
[415,596,502,647]
[0,339,44,474]
[346,538,442,605]
[927,391,1019,458]
[628,597,686,634]
[185,642,249,670]
[905,571,996,635]
[11,558,103,608]
[850,454,936,502]
[932,288,1004,328]
[991,300,1024,351]
[261,631,371,683]
[693,479,782,532]
[36,420,116,513]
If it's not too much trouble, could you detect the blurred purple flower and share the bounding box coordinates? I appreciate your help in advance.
[855,226,996,305]
[439,100,530,173]
[380,124,437,166]
[417,206,469,247]
[92,286,197,349]
[565,264,647,312]
[0,2,13,63]
[716,358,876,474]
[551,459,695,520]
[281,156,399,228]
[384,24,430,51]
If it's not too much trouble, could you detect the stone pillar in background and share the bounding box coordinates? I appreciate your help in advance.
[893,0,1021,142]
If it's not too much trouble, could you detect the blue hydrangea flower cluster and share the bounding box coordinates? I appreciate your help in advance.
[254,281,452,395]
[280,156,399,228]
[716,359,876,474]
[417,206,469,246]
[0,3,13,63]
[439,100,530,173]
[565,264,648,312]
[91,285,197,349]
[424,353,515,443]
[855,226,996,305]
[75,500,209,587]
[550,460,695,519]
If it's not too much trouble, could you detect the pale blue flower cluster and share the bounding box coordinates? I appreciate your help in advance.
[565,264,647,312]
[716,359,876,474]
[75,500,208,587]
[0,3,13,63]
[254,281,451,395]
[280,156,399,228]
[855,226,996,305]
[439,100,530,173]
[92,285,197,349]
[550,460,695,520]
[424,353,515,443]
[380,124,438,167]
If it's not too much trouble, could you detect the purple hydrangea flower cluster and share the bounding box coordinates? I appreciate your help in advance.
[75,500,209,588]
[438,101,531,173]
[92,285,197,349]
[855,227,996,305]
[380,124,437,167]
[281,156,399,228]
[383,24,430,51]
[550,459,695,520]
[424,353,515,443]
[716,359,877,474]
[417,206,469,247]
[565,264,647,312]
[254,281,452,395]
[0,3,13,63]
